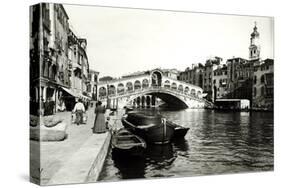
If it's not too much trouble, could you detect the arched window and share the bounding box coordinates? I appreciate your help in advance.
[126,82,133,91]
[191,89,196,96]
[171,83,177,90]
[151,71,162,86]
[197,91,201,97]
[134,80,141,90]
[254,76,257,84]
[50,64,57,80]
[184,86,189,94]
[261,86,265,96]
[117,83,125,94]
[253,87,257,97]
[108,85,116,96]
[142,79,149,88]
[99,87,106,97]
[42,62,49,77]
[261,75,265,84]
[178,85,183,92]
[164,80,170,88]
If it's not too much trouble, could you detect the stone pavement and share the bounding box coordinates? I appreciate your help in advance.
[30,106,111,185]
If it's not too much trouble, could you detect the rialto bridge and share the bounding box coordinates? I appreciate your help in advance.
[97,69,210,109]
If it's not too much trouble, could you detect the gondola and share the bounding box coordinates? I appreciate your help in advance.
[111,128,146,157]
[121,112,175,144]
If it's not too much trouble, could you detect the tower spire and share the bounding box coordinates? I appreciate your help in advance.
[249,22,260,60]
[254,21,257,31]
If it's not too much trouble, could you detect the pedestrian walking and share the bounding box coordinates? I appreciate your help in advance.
[92,101,106,133]
[73,98,85,125]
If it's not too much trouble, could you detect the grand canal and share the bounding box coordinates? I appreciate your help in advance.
[99,109,274,181]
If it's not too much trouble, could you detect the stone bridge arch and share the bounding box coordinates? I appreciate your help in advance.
[125,89,193,109]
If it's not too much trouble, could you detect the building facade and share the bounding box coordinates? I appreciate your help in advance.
[30,4,44,115]
[178,63,204,88]
[171,23,273,109]
[30,3,70,115]
[162,69,180,80]
[225,24,262,104]
[68,29,81,95]
[89,70,100,100]
[213,65,228,100]
[202,57,222,102]
[65,29,93,110]
[225,57,253,101]
[252,59,274,110]
[30,3,93,114]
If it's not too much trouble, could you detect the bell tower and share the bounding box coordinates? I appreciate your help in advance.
[249,22,260,60]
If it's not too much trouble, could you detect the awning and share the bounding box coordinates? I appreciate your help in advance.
[61,87,79,98]
[79,94,91,100]
[61,87,91,100]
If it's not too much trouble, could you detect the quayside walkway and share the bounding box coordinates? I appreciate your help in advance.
[30,107,111,185]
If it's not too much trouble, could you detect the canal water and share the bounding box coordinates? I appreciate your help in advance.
[99,109,273,181]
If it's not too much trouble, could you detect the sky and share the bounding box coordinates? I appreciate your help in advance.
[64,4,274,78]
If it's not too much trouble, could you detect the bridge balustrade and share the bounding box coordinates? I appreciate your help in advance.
[98,84,203,101]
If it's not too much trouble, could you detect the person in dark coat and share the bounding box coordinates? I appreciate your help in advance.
[92,101,106,133]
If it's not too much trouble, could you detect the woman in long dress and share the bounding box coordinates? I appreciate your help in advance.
[92,101,106,133]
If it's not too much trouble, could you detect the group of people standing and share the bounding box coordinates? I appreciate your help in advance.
[72,99,107,134]
[43,97,55,116]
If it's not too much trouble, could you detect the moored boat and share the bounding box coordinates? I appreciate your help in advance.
[112,128,146,157]
[121,112,175,144]
[167,121,190,139]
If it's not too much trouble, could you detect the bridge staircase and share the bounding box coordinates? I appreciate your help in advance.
[203,99,214,109]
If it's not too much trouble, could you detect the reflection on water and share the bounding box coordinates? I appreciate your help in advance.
[99,109,273,181]
[173,138,189,155]
[144,144,176,178]
[111,151,146,179]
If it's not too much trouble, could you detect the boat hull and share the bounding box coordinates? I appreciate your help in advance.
[112,145,145,157]
[122,117,174,144]
[173,127,189,138]
[167,121,189,139]
[111,129,146,157]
